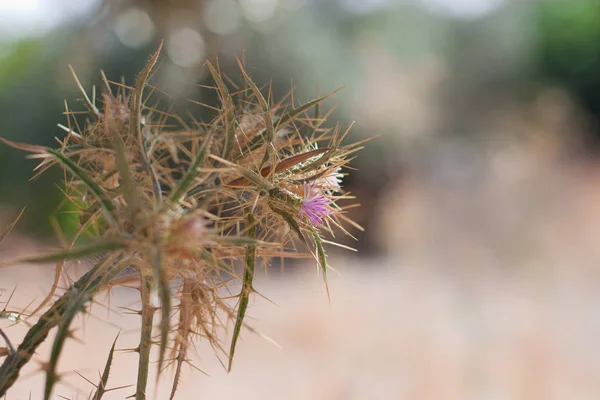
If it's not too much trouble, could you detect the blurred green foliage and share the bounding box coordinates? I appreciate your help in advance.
[535,0,600,126]
[2,0,600,242]
[0,39,64,235]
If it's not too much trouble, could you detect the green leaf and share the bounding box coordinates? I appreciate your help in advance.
[268,203,308,249]
[91,333,120,400]
[0,255,125,396]
[228,213,256,372]
[46,149,117,227]
[169,133,212,204]
[312,233,330,300]
[135,276,155,400]
[3,239,126,265]
[152,247,170,380]
[44,287,91,400]
[43,256,124,400]
[213,235,264,246]
[169,279,192,400]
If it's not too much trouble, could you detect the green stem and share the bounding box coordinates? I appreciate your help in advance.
[228,213,256,372]
[135,275,155,400]
[0,257,125,396]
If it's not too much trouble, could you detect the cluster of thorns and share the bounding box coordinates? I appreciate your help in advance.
[0,44,364,399]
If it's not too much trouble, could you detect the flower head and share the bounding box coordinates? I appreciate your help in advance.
[167,213,215,255]
[299,181,333,226]
[314,167,343,194]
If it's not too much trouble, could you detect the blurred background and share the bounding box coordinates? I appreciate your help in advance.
[3,0,600,398]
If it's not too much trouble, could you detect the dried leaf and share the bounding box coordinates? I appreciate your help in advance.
[207,61,236,159]
[227,148,329,187]
[0,207,25,244]
[0,136,48,154]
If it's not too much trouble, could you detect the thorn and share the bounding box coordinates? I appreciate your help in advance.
[46,370,62,383]
[38,361,51,372]
[120,306,143,315]
[250,287,278,307]
[74,370,96,387]
[118,346,140,354]
[104,384,134,393]
[66,328,78,338]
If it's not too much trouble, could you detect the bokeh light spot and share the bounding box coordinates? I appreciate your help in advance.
[204,0,242,36]
[114,8,155,49]
[239,0,279,23]
[166,27,205,68]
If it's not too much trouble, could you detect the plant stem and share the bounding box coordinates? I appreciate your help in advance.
[0,258,125,396]
[135,275,155,400]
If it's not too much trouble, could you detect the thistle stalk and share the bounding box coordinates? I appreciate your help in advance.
[135,275,155,400]
[0,256,126,396]
[0,45,363,398]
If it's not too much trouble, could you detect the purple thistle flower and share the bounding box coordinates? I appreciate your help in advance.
[299,181,333,226]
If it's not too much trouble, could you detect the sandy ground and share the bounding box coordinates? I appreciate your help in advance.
[1,250,600,400]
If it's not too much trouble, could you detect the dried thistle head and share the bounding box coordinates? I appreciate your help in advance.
[0,44,364,399]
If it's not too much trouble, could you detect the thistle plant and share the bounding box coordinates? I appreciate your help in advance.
[0,44,363,399]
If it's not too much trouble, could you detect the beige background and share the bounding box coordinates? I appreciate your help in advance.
[2,247,600,399]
